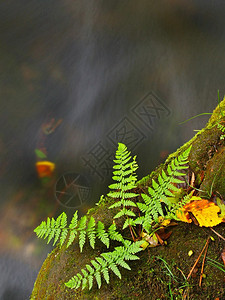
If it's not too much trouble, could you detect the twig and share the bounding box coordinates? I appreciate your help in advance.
[199,238,209,287]
[210,228,225,241]
[187,237,210,280]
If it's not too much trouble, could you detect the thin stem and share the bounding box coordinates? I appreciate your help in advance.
[187,237,210,280]
[179,113,212,125]
[199,238,209,287]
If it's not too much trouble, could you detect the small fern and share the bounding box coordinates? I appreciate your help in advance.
[65,240,143,290]
[34,142,193,292]
[108,143,138,221]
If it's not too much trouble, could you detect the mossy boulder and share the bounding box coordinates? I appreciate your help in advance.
[31,99,225,300]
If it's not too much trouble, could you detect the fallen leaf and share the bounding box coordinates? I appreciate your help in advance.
[176,209,192,223]
[184,199,223,227]
[36,161,55,178]
[177,197,223,227]
[141,232,159,248]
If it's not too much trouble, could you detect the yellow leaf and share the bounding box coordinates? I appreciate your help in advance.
[180,199,223,227]
[176,209,192,223]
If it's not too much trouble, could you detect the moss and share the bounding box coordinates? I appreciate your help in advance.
[31,98,225,300]
[200,147,225,198]
[31,223,225,299]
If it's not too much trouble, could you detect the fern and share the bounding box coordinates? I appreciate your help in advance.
[65,240,143,290]
[34,212,111,252]
[136,146,191,231]
[108,143,138,220]
[34,143,193,292]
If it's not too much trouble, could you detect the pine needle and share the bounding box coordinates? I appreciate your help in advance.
[210,228,225,241]
[187,237,210,280]
[199,238,209,287]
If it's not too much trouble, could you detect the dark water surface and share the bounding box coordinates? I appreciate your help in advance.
[1,1,225,299]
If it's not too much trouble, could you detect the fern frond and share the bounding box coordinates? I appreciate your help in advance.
[34,213,68,246]
[108,143,138,230]
[67,211,78,248]
[96,221,110,248]
[65,240,143,290]
[87,217,96,249]
[108,223,124,242]
[114,208,136,219]
[35,212,113,250]
[137,146,191,229]
[122,217,137,229]
[77,216,87,252]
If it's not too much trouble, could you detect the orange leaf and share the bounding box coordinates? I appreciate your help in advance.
[36,161,55,178]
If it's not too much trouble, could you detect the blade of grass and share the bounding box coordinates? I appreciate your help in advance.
[207,257,225,273]
[179,113,212,125]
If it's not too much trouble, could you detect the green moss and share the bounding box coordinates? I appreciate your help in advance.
[200,147,225,198]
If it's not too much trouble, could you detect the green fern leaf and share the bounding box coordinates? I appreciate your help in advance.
[60,228,68,246]
[66,231,76,248]
[108,223,124,242]
[69,211,78,229]
[88,275,93,290]
[77,216,87,252]
[109,201,123,209]
[94,272,102,289]
[116,258,131,270]
[109,262,121,279]
[96,221,109,248]
[122,218,137,229]
[108,143,139,225]
[87,216,96,249]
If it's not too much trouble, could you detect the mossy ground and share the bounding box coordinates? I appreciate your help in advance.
[31,98,225,300]
[31,207,225,299]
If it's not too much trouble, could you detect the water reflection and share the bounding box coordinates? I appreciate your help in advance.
[1,1,225,298]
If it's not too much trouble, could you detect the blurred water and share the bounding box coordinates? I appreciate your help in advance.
[1,1,225,298]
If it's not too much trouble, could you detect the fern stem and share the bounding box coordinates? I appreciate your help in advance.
[129,224,137,241]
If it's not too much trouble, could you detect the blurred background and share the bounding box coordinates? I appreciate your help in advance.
[0,1,225,299]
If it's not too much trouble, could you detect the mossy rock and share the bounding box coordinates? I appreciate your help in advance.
[31,99,225,300]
